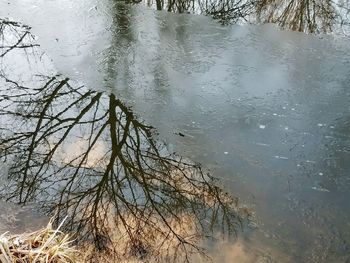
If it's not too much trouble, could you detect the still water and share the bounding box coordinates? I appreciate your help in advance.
[1,0,350,262]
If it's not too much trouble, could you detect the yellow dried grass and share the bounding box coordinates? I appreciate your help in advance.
[0,217,80,263]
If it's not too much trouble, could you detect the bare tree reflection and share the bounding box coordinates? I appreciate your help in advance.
[140,0,255,24]
[256,0,337,33]
[201,0,255,23]
[0,19,39,58]
[137,0,350,32]
[0,19,249,261]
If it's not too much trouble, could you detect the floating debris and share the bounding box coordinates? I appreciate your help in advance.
[274,156,289,160]
[255,142,270,147]
[311,186,330,192]
[175,132,194,138]
[306,160,316,164]
[259,124,266,129]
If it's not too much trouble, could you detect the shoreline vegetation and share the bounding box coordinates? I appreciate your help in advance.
[0,210,252,262]
[0,218,79,263]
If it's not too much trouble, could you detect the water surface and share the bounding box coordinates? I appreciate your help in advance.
[1,1,350,262]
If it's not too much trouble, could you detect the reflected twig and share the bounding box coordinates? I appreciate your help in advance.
[0,19,250,262]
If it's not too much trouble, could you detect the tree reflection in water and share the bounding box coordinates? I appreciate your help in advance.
[0,19,249,261]
[256,0,338,33]
[140,0,349,32]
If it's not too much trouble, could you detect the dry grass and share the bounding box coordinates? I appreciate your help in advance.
[0,218,80,263]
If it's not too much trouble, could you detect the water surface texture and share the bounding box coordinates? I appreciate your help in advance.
[1,0,350,262]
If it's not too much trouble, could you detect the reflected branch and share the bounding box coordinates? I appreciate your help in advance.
[256,0,337,33]
[140,0,350,32]
[0,19,39,58]
[0,19,249,261]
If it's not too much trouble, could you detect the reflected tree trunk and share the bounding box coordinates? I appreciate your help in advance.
[256,0,337,33]
[0,19,249,262]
